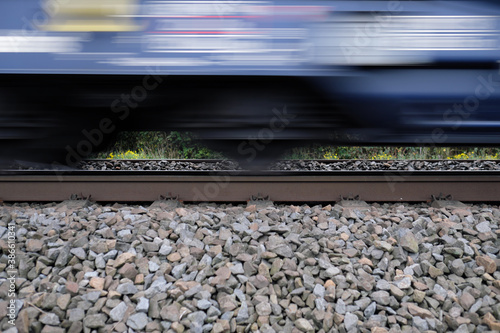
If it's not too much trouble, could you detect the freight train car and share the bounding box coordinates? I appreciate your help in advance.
[2,0,500,166]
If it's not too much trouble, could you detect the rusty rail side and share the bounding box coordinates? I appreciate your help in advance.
[0,172,499,202]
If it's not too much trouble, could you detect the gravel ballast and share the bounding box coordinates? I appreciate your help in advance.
[79,159,500,172]
[10,159,500,172]
[78,160,240,171]
[271,160,500,171]
[1,201,500,332]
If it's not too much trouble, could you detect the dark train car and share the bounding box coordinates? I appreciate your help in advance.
[2,0,500,166]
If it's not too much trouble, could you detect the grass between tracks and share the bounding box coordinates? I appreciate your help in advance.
[92,132,224,160]
[92,131,500,160]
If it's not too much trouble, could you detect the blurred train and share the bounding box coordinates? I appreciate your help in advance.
[2,0,500,167]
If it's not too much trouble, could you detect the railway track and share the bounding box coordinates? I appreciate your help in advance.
[1,165,500,202]
[4,162,500,333]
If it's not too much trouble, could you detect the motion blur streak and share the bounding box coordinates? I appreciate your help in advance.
[1,0,500,167]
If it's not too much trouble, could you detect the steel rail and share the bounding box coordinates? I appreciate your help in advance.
[1,170,500,202]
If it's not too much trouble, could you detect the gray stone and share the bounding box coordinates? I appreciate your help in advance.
[185,284,203,299]
[324,266,341,277]
[344,312,358,331]
[234,288,246,302]
[355,298,371,311]
[433,284,447,299]
[40,313,60,325]
[476,221,491,233]
[450,259,465,277]
[236,302,249,322]
[335,299,346,315]
[127,312,149,331]
[159,244,173,256]
[83,291,101,303]
[413,316,429,331]
[55,245,71,267]
[256,302,272,316]
[207,306,221,318]
[145,277,168,297]
[142,242,159,252]
[315,297,327,311]
[67,308,85,322]
[70,247,86,260]
[116,283,138,295]
[84,271,98,279]
[117,229,132,238]
[371,291,390,305]
[303,274,315,290]
[172,263,187,279]
[400,230,419,253]
[149,261,160,272]
[313,284,325,298]
[136,297,149,312]
[110,301,128,322]
[374,240,393,252]
[104,250,118,261]
[188,311,207,329]
[197,299,212,310]
[376,279,391,290]
[364,302,376,318]
[230,263,245,275]
[266,236,294,257]
[95,255,106,269]
[444,247,464,257]
[454,324,469,333]
[3,327,19,333]
[393,277,411,289]
[41,293,58,310]
[470,299,482,313]
[84,314,107,328]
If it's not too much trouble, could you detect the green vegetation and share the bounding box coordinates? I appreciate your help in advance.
[285,145,500,160]
[93,131,500,160]
[320,146,500,160]
[93,131,224,159]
